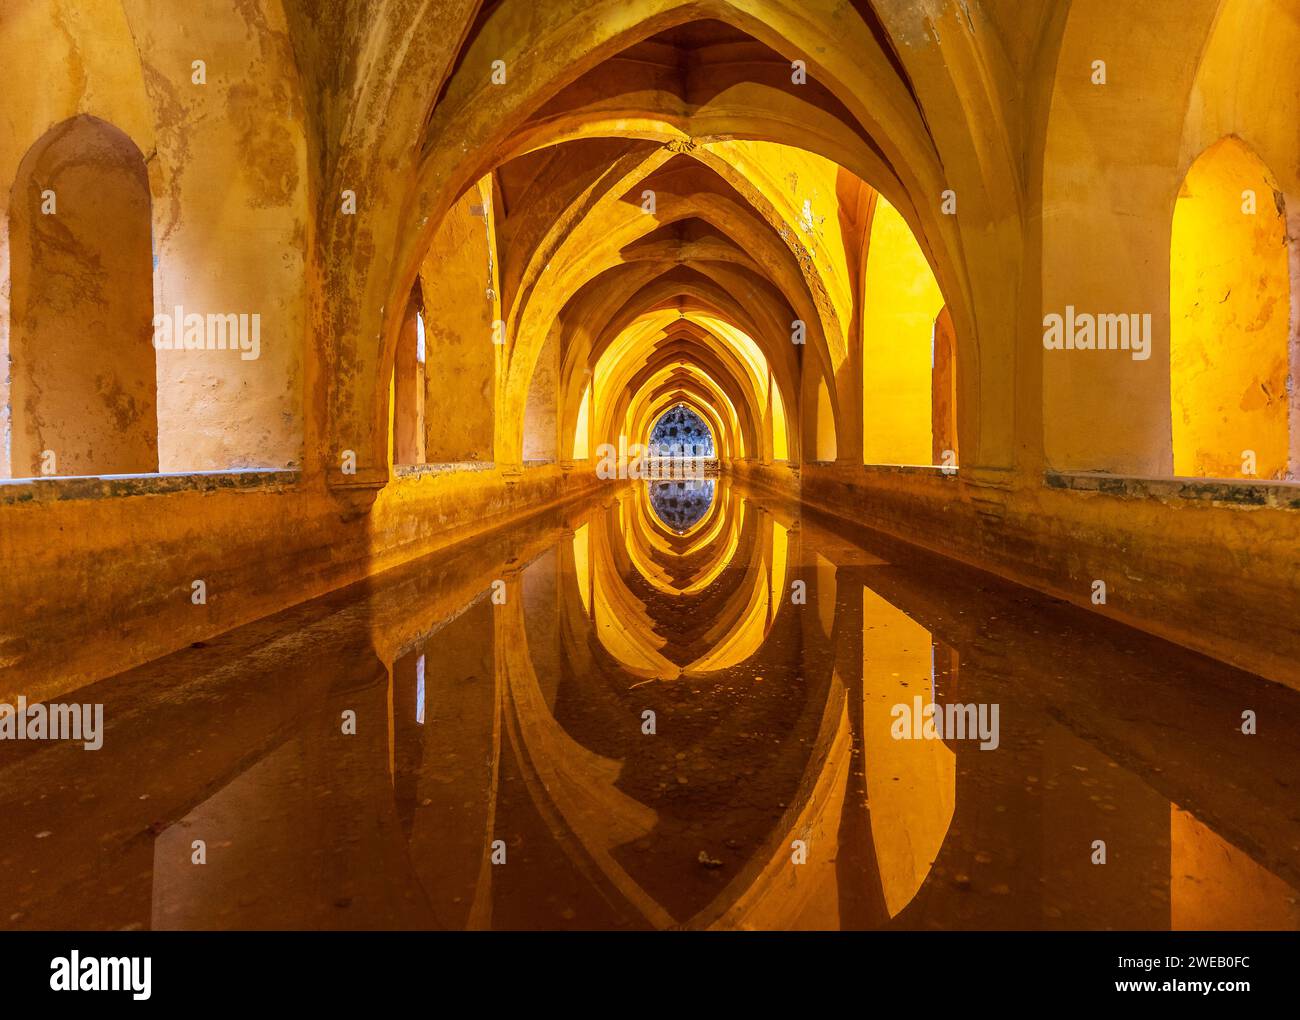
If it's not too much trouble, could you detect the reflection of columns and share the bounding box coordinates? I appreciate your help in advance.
[1037,722,1169,929]
[494,565,673,928]
[828,570,891,928]
[390,651,425,834]
[143,639,401,929]
[305,655,409,923]
[405,595,500,930]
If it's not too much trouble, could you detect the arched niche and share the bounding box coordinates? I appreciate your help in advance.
[392,281,427,467]
[861,197,946,467]
[1170,136,1291,479]
[7,115,156,478]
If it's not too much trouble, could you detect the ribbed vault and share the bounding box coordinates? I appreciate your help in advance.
[312,1,1013,497]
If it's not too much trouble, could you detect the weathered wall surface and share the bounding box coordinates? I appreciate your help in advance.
[9,116,157,476]
[522,323,558,462]
[419,181,498,464]
[0,0,156,479]
[1040,0,1300,480]
[0,0,308,477]
[124,0,309,471]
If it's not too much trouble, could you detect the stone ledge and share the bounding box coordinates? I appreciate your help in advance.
[393,461,496,479]
[0,468,301,505]
[864,462,959,478]
[1045,471,1300,509]
[804,461,960,479]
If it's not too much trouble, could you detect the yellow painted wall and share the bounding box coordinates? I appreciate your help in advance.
[862,199,946,465]
[419,179,499,464]
[572,382,591,460]
[704,140,854,336]
[1170,137,1290,478]
[814,377,837,461]
[771,380,789,461]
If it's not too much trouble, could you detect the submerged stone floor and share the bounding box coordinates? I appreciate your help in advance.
[2,480,1297,930]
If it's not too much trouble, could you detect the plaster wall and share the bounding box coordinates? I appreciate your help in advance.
[419,182,498,464]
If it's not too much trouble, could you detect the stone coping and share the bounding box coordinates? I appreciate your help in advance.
[803,461,960,478]
[1045,470,1300,509]
[393,461,496,479]
[0,468,300,505]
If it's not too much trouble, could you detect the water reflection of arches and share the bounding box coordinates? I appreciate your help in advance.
[497,484,962,927]
[374,482,959,928]
[647,479,716,534]
[16,482,1290,932]
[500,488,843,926]
[364,498,1300,931]
[579,483,789,679]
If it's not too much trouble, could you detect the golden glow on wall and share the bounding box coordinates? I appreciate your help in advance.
[862,198,946,466]
[572,382,591,460]
[859,588,954,917]
[770,379,789,461]
[627,371,743,459]
[814,377,837,461]
[573,523,590,615]
[694,316,770,394]
[591,306,793,465]
[1170,137,1291,479]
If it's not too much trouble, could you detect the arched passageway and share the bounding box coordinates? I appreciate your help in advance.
[2,0,1300,944]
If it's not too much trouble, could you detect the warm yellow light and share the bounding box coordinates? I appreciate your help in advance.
[703,140,855,335]
[572,382,590,459]
[771,380,789,461]
[859,588,953,917]
[1170,137,1290,478]
[572,523,590,615]
[815,377,836,461]
[862,198,945,466]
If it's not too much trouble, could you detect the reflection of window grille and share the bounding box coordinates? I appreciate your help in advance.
[648,479,716,533]
[416,653,426,724]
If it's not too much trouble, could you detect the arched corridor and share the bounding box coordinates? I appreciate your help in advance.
[1,1,1299,942]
